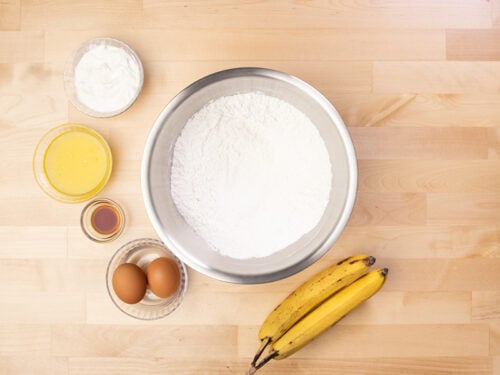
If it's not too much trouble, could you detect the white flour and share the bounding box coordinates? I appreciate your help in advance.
[171,92,332,259]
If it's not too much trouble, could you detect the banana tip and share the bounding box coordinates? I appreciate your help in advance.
[381,268,389,276]
[367,256,376,266]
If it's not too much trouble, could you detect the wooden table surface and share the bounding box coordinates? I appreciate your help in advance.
[1,1,500,374]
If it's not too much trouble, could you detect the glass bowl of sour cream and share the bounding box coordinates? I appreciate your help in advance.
[64,37,144,118]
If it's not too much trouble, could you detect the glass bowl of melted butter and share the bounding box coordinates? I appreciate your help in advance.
[33,123,112,203]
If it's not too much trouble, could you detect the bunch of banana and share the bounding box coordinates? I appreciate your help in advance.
[249,254,388,374]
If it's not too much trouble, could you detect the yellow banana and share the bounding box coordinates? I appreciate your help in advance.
[271,268,387,361]
[253,254,375,364]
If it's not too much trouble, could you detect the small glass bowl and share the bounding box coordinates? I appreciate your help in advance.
[106,238,188,320]
[33,124,113,203]
[81,198,125,242]
[64,37,144,118]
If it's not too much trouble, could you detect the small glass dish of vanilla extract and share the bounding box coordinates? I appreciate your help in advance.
[81,198,125,242]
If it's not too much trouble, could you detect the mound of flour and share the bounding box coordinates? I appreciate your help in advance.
[170,92,331,259]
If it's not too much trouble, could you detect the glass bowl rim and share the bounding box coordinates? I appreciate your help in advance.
[80,197,126,242]
[32,123,113,203]
[105,237,189,320]
[63,36,144,118]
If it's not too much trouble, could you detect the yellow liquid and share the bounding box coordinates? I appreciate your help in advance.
[43,129,110,196]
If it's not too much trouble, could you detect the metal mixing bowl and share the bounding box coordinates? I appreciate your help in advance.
[142,67,357,284]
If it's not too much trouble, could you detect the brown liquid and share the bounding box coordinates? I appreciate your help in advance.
[91,205,120,235]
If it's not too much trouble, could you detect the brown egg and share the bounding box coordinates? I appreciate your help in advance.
[112,263,147,304]
[147,257,180,298]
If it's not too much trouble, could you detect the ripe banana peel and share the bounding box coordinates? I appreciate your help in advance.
[249,256,388,374]
[271,268,387,360]
[252,254,375,364]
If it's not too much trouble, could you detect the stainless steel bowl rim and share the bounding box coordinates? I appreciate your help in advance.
[141,67,358,284]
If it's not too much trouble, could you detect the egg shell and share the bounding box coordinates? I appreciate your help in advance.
[147,257,180,298]
[112,263,147,304]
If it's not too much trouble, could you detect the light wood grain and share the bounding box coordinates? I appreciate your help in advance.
[238,324,490,358]
[0,198,82,226]
[0,356,67,375]
[0,292,85,323]
[21,0,143,30]
[86,290,471,327]
[0,227,67,258]
[472,291,500,322]
[495,0,500,27]
[333,94,500,127]
[495,357,500,375]
[0,95,67,128]
[142,0,492,29]
[140,61,373,96]
[447,30,500,61]
[0,0,20,31]
[0,63,65,95]
[334,225,500,259]
[428,193,500,225]
[373,62,500,94]
[52,325,238,359]
[0,31,43,63]
[0,324,51,355]
[1,1,499,374]
[0,259,105,292]
[64,357,492,375]
[349,127,489,160]
[68,357,249,375]
[489,128,500,159]
[44,29,445,62]
[349,192,426,226]
[358,160,500,193]
[378,259,500,292]
[491,323,500,356]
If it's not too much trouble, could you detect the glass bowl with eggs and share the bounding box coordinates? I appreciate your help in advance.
[106,238,188,320]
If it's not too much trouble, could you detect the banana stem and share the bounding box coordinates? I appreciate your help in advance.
[365,256,376,266]
[251,337,271,367]
[247,365,257,375]
[253,351,278,370]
